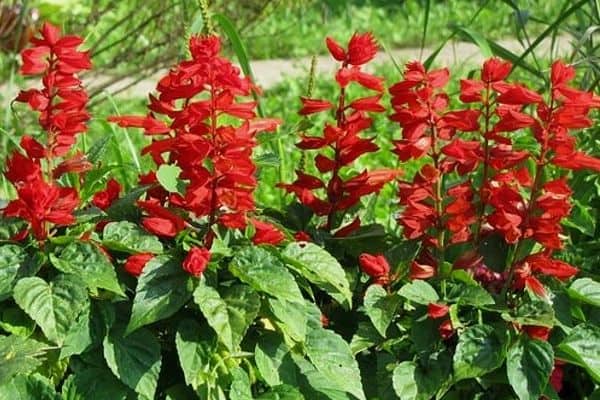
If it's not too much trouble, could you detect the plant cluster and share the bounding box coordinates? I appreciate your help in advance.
[1,22,600,400]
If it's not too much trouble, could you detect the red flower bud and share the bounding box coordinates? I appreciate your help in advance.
[410,261,436,280]
[522,325,551,341]
[438,319,454,340]
[427,303,450,319]
[359,253,390,280]
[299,97,333,116]
[92,179,122,210]
[124,253,154,277]
[252,219,285,245]
[183,247,211,277]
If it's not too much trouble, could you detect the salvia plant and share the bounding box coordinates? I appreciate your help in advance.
[0,21,599,400]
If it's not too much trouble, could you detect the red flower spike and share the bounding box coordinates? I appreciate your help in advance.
[108,35,279,249]
[182,247,211,277]
[2,23,89,241]
[427,303,450,319]
[124,253,154,277]
[280,33,394,233]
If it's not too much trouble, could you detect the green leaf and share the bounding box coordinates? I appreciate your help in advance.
[282,242,352,308]
[60,367,130,400]
[305,328,366,400]
[456,26,493,58]
[86,135,112,165]
[193,280,260,351]
[126,255,194,334]
[0,244,27,301]
[13,275,88,345]
[502,299,555,327]
[453,324,507,381]
[105,185,148,221]
[0,335,47,385]
[350,321,383,355]
[564,200,596,236]
[0,373,58,400]
[0,217,26,242]
[230,367,253,400]
[49,241,124,295]
[363,285,401,337]
[556,324,600,383]
[175,319,219,390]
[0,307,35,336]
[255,332,300,387]
[568,278,600,307]
[268,298,321,343]
[213,13,263,117]
[156,164,184,194]
[257,385,305,399]
[60,302,114,359]
[456,284,495,307]
[398,280,439,305]
[507,338,554,400]
[229,247,303,303]
[103,326,162,399]
[102,221,163,254]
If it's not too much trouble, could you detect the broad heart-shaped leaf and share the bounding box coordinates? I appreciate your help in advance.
[193,279,260,351]
[398,280,439,305]
[507,338,554,400]
[453,324,507,381]
[392,351,451,400]
[0,335,47,386]
[229,247,303,303]
[268,298,322,343]
[103,326,162,399]
[305,328,366,400]
[13,275,88,345]
[49,241,124,295]
[156,164,184,194]
[61,366,130,400]
[282,242,352,308]
[126,255,194,334]
[568,278,600,307]
[556,324,600,383]
[0,373,58,400]
[255,331,302,387]
[363,284,401,337]
[175,319,219,390]
[0,244,27,301]
[102,221,163,254]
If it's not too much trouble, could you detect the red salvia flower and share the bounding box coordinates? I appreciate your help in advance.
[109,34,280,248]
[279,33,399,233]
[182,247,211,277]
[124,253,154,277]
[1,23,89,241]
[251,219,285,245]
[92,179,122,210]
[358,253,390,285]
[427,303,450,319]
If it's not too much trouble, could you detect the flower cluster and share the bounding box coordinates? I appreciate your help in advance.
[2,22,91,241]
[278,33,400,236]
[109,34,280,276]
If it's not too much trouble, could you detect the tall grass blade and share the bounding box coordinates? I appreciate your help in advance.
[213,13,264,117]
